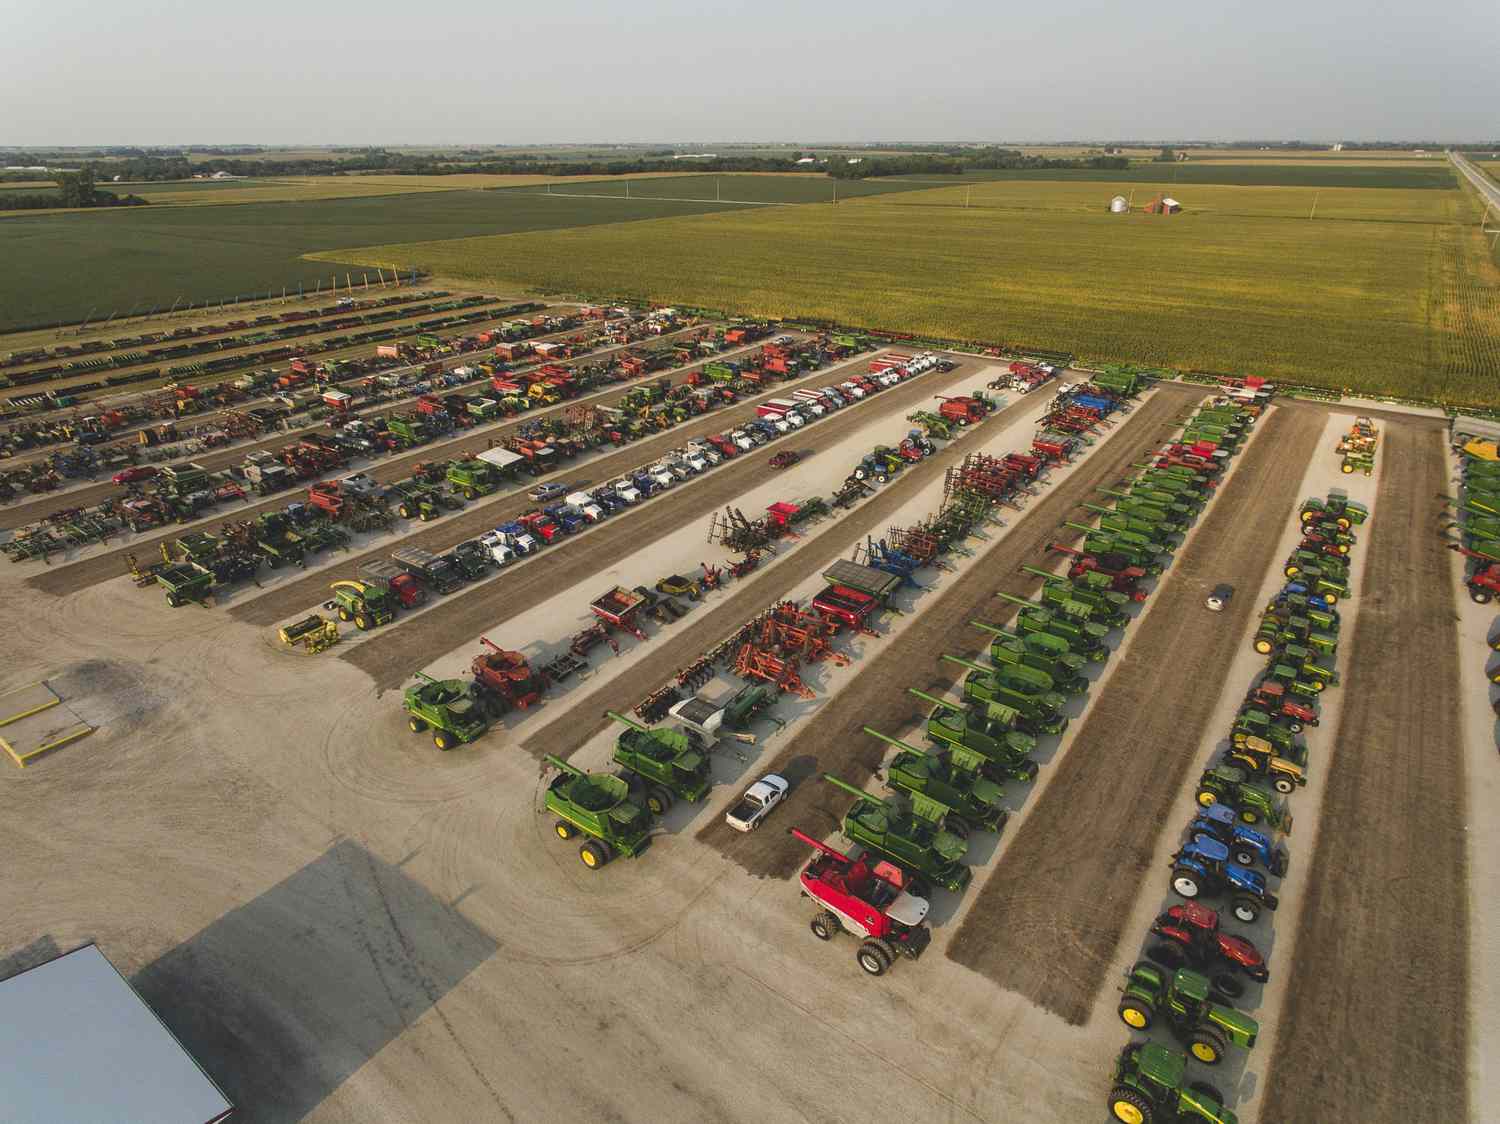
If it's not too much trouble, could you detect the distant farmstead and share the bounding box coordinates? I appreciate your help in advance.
[1144,195,1182,215]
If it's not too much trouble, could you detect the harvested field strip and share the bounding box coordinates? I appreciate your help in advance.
[693,385,1203,872]
[330,362,989,689]
[1258,423,1468,1124]
[518,398,1038,764]
[21,331,800,593]
[945,405,1324,1025]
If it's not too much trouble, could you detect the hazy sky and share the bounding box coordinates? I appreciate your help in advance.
[5,0,1497,145]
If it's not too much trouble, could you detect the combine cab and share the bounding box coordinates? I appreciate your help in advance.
[791,827,931,977]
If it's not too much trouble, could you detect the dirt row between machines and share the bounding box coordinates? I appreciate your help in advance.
[1258,422,1469,1124]
[24,332,830,595]
[1,309,704,528]
[694,384,1204,869]
[519,395,1045,762]
[331,361,992,688]
[944,406,1322,1024]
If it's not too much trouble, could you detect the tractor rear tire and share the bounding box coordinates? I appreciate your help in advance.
[1117,997,1153,1030]
[1107,1085,1155,1124]
[856,939,891,977]
[338,607,352,622]
[579,841,608,869]
[1232,845,1259,868]
[555,821,576,840]
[355,614,372,631]
[1145,942,1186,970]
[1195,788,1218,808]
[1472,588,1493,604]
[1170,868,1203,900]
[433,731,454,751]
[267,556,281,570]
[945,816,971,841]
[1018,760,1040,783]
[810,911,840,941]
[399,505,413,519]
[1188,1081,1224,1105]
[1238,807,1262,825]
[1253,638,1273,654]
[1189,1026,1228,1066]
[877,474,888,484]
[1284,564,1300,578]
[1211,973,1245,1001]
[408,717,426,733]
[646,787,675,816]
[1230,896,1261,924]
[166,593,182,608]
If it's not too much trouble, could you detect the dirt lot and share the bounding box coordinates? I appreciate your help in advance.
[21,338,869,597]
[693,384,1204,874]
[945,406,1324,1024]
[1257,421,1469,1123]
[331,360,988,688]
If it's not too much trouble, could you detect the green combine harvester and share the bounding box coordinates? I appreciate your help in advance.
[403,673,490,751]
[606,711,712,814]
[543,755,653,869]
[864,727,1009,834]
[822,773,971,893]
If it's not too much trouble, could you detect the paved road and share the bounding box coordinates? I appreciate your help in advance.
[1450,149,1500,211]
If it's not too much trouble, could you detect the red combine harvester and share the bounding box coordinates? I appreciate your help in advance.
[791,827,931,978]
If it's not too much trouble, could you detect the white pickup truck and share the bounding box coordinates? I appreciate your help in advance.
[724,775,790,832]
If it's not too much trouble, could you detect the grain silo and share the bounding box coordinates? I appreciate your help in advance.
[1109,195,1129,213]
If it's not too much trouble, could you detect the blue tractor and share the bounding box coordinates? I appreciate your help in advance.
[1168,836,1279,924]
[1187,805,1288,877]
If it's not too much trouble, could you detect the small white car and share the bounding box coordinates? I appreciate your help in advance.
[1206,584,1234,612]
[724,774,790,832]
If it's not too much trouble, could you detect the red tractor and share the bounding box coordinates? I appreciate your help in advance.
[1245,680,1319,731]
[792,827,932,978]
[470,637,548,714]
[1146,902,1269,997]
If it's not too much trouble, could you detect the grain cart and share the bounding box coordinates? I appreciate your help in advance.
[606,711,711,814]
[865,727,1008,834]
[326,579,395,630]
[1189,804,1289,877]
[1147,902,1270,995]
[157,561,213,607]
[1194,765,1293,832]
[822,774,970,893]
[1118,962,1259,1066]
[792,827,931,977]
[1168,835,1280,924]
[543,755,653,869]
[470,638,547,714]
[590,586,648,641]
[922,657,1069,735]
[982,602,1110,663]
[403,673,490,751]
[907,688,1042,780]
[1106,1041,1240,1124]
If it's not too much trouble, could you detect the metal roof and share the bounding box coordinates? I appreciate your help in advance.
[0,944,232,1124]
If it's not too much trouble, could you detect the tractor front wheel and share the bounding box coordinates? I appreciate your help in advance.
[1188,1026,1228,1066]
[1211,973,1245,1001]
[1284,564,1301,578]
[1253,638,1273,654]
[1170,868,1203,900]
[1107,1086,1155,1124]
[408,717,426,733]
[856,939,892,976]
[810,911,840,941]
[1287,720,1305,733]
[1195,788,1219,808]
[1273,776,1296,795]
[1117,997,1153,1030]
[555,821,576,840]
[1472,588,1494,604]
[1230,896,1261,924]
[399,505,413,519]
[1238,807,1262,825]
[337,607,352,622]
[354,614,372,631]
[433,731,454,751]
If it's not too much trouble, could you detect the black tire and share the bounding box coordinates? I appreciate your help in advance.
[646,787,675,816]
[267,556,281,570]
[810,911,840,941]
[1018,760,1040,783]
[1188,1080,1225,1105]
[1117,996,1154,1030]
[555,820,575,840]
[1232,845,1259,868]
[1473,588,1494,604]
[399,504,413,519]
[1189,1025,1228,1066]
[1231,896,1260,924]
[433,731,454,751]
[1171,867,1203,900]
[1287,720,1304,733]
[1108,1086,1156,1124]
[1211,972,1245,1000]
[579,841,608,869]
[337,607,352,622]
[408,717,426,732]
[1273,775,1296,794]
[1146,941,1187,970]
[945,816,971,840]
[856,939,891,976]
[166,592,182,608]
[354,613,372,631]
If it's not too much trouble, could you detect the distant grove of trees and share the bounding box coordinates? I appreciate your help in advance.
[0,169,149,211]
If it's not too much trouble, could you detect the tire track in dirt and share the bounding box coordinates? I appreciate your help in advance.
[25,337,870,599]
[1258,422,1468,1123]
[945,405,1324,1025]
[693,385,1205,873]
[330,361,994,689]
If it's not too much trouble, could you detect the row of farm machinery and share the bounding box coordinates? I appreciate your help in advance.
[1102,486,1366,1124]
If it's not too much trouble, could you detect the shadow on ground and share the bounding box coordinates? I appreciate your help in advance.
[131,839,497,1122]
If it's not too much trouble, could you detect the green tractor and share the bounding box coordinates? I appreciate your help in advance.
[1194,765,1292,831]
[327,579,395,630]
[606,711,711,815]
[823,773,971,893]
[1099,487,1197,523]
[1107,1041,1237,1124]
[908,688,1042,780]
[403,672,490,751]
[1020,564,1132,627]
[865,727,1009,834]
[974,614,1107,664]
[1283,549,1349,583]
[543,754,653,869]
[445,458,504,499]
[1264,651,1336,698]
[1252,606,1337,657]
[1223,730,1307,795]
[1117,961,1259,1066]
[1299,489,1369,528]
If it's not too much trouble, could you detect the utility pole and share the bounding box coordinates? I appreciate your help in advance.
[1309,192,1320,220]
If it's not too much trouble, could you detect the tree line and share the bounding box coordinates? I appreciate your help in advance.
[0,170,149,211]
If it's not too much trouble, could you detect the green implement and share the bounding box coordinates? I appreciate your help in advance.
[606,711,711,814]
[907,687,1043,778]
[543,754,653,869]
[864,727,1009,834]
[822,773,971,893]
